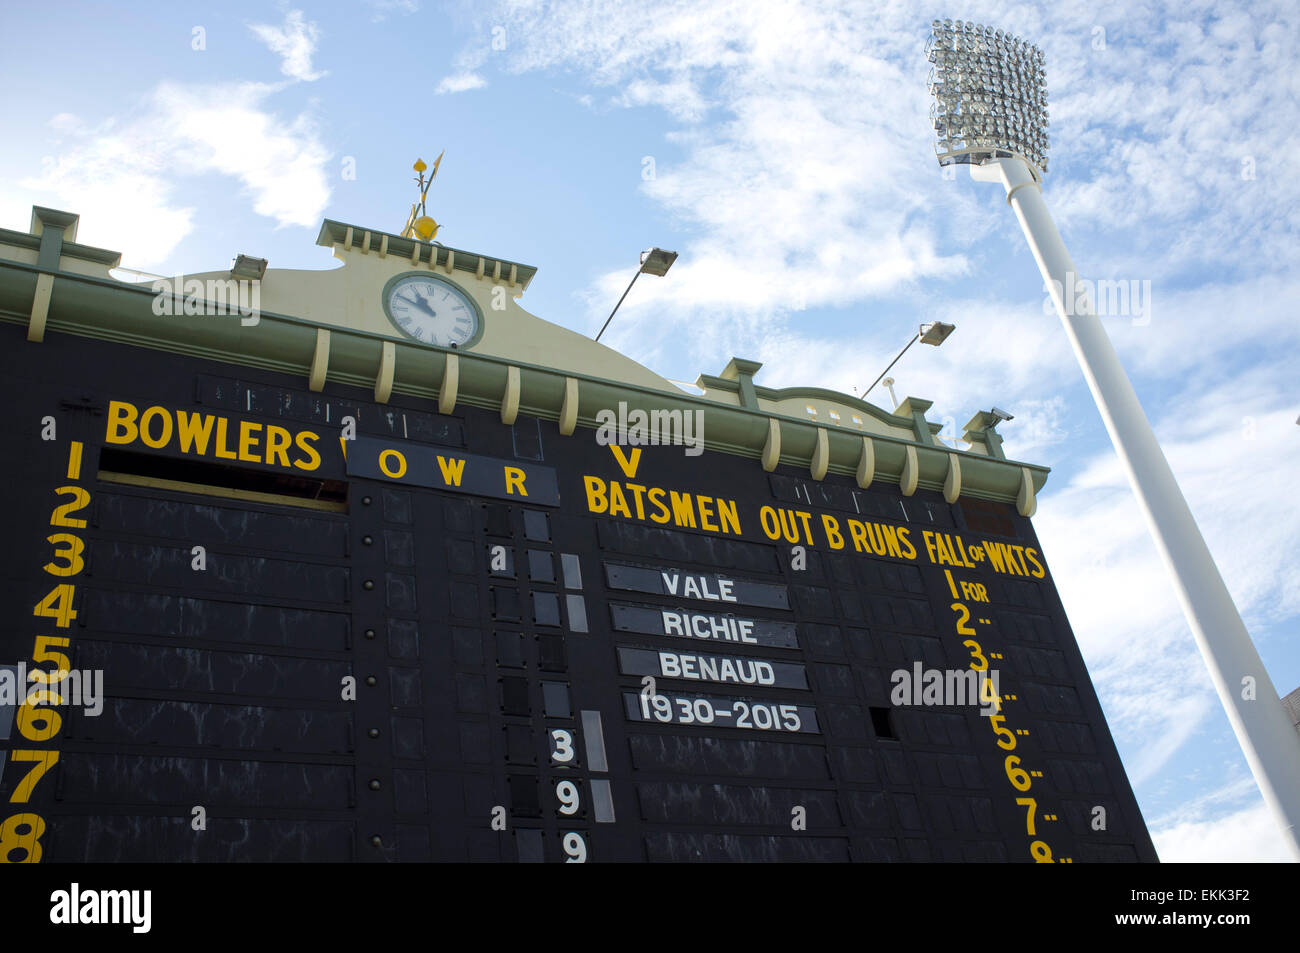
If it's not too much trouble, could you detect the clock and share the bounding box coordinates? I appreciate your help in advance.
[382,273,483,349]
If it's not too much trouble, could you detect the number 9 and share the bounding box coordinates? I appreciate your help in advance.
[556,780,580,815]
[562,832,587,863]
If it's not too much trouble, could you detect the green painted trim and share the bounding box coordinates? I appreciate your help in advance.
[0,258,1053,505]
[0,229,41,252]
[316,220,537,289]
[751,383,905,428]
[36,226,64,272]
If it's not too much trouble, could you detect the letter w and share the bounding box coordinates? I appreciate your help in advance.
[437,456,466,486]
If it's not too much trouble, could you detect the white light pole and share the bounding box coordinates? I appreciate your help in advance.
[927,17,1300,860]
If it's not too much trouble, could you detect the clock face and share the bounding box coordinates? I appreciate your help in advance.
[384,275,481,348]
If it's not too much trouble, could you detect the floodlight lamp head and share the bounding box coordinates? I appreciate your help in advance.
[919,320,956,346]
[640,247,678,277]
[230,254,267,280]
[990,406,1014,424]
[927,18,1050,177]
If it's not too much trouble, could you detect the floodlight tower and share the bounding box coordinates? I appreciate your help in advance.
[926,17,1300,859]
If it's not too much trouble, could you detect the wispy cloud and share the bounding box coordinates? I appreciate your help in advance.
[249,10,327,83]
[16,81,331,266]
[435,72,487,94]
[366,0,420,22]
[1150,777,1293,862]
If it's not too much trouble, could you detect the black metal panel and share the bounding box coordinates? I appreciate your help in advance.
[0,322,1157,863]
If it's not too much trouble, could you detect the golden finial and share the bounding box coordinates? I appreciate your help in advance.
[401,152,444,241]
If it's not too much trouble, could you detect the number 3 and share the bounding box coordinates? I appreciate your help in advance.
[550,729,575,764]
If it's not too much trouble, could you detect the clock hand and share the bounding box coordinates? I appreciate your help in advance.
[410,292,439,318]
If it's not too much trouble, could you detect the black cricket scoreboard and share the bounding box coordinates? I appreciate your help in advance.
[0,325,1157,863]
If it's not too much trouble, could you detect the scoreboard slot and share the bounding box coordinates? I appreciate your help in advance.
[94,489,349,557]
[88,540,350,604]
[78,589,351,649]
[51,752,354,809]
[643,832,851,862]
[97,447,347,511]
[626,734,831,779]
[48,814,355,863]
[72,640,351,701]
[594,520,782,575]
[71,697,353,754]
[635,781,842,826]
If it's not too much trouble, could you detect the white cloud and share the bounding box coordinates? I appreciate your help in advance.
[15,82,332,267]
[435,72,488,94]
[249,10,327,83]
[1150,779,1293,862]
[366,0,420,22]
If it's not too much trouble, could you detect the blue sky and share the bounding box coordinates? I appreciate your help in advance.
[2,0,1297,861]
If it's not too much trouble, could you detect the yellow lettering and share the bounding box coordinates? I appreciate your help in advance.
[176,412,215,456]
[139,406,172,449]
[105,400,139,445]
[983,542,1008,573]
[821,514,844,550]
[436,455,466,486]
[264,426,291,467]
[648,487,671,524]
[608,480,631,518]
[847,519,869,553]
[922,530,939,563]
[1025,548,1045,578]
[717,498,740,536]
[698,496,719,533]
[214,418,238,459]
[896,527,917,561]
[503,466,528,496]
[669,491,696,529]
[624,482,648,520]
[293,430,321,471]
[237,421,262,462]
[379,449,408,479]
[609,445,642,478]
[796,510,815,545]
[880,523,902,558]
[583,475,609,514]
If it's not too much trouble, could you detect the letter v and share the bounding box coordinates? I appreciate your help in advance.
[610,445,641,478]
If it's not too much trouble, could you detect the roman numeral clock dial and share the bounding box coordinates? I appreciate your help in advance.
[383,274,482,349]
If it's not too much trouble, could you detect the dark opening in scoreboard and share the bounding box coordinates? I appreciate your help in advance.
[0,328,1157,864]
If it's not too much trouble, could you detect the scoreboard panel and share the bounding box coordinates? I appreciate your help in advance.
[0,325,1157,863]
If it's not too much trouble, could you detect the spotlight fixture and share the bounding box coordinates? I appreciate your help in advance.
[926,18,1050,177]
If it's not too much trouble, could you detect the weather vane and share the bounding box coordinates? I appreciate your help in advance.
[401,152,443,242]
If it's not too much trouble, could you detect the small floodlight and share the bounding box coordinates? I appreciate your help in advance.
[230,255,267,280]
[920,321,956,346]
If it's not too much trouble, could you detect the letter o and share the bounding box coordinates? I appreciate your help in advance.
[758,505,782,541]
[139,406,174,448]
[378,449,408,479]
